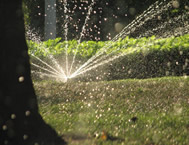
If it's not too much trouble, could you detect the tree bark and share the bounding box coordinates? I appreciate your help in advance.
[0,0,66,144]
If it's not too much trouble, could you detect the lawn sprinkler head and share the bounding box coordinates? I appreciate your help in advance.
[65,77,71,83]
[64,73,80,83]
[57,73,68,83]
[64,75,73,83]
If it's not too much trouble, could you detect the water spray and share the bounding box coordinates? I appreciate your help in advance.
[29,0,189,82]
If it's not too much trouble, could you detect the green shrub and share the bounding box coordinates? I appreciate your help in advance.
[107,34,189,80]
[27,34,189,81]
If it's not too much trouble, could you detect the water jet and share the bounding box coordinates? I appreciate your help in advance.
[26,0,189,82]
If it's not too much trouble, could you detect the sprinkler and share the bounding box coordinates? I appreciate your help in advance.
[66,77,71,83]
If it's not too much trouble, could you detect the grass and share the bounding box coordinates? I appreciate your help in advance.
[33,76,189,145]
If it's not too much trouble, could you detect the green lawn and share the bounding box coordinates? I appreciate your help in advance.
[34,76,189,145]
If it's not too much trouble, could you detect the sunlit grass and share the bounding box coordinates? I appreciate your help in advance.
[34,76,189,145]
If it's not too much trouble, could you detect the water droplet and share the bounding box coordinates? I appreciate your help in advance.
[166,71,169,76]
[2,125,7,131]
[129,7,136,15]
[11,114,16,119]
[174,104,182,115]
[4,140,8,145]
[104,18,108,21]
[23,134,28,140]
[115,22,124,32]
[172,0,180,8]
[25,110,31,116]
[185,5,189,10]
[167,62,171,67]
[18,76,24,82]
[157,15,162,20]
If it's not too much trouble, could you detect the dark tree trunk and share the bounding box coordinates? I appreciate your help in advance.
[0,0,66,145]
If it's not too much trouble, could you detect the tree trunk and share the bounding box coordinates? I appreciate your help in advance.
[0,0,66,144]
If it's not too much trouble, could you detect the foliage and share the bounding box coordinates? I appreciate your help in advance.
[28,34,189,57]
[107,34,189,80]
[28,34,189,80]
[28,38,106,58]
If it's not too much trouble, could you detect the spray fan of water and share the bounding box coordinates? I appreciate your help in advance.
[28,0,189,82]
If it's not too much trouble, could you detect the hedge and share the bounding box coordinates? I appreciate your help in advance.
[27,34,189,81]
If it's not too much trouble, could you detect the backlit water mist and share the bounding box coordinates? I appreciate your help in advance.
[27,0,189,82]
